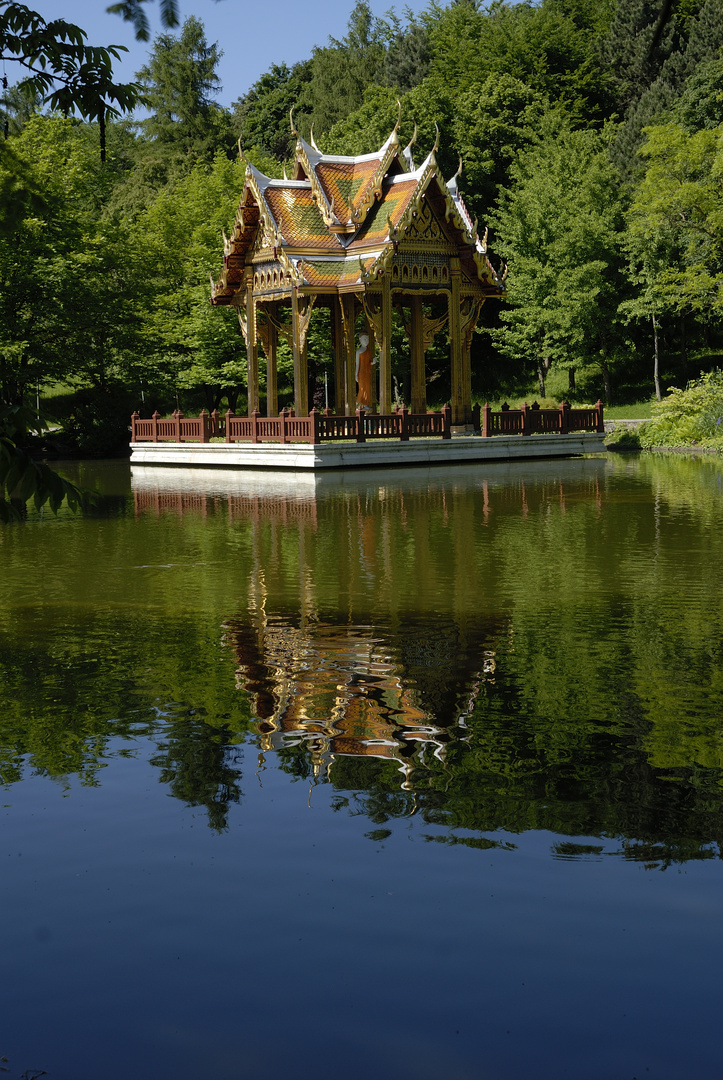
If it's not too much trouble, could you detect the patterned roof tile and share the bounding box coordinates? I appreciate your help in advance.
[347,179,418,251]
[314,159,381,223]
[264,186,343,250]
[300,257,377,288]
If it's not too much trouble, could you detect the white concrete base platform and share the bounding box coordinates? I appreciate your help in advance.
[130,432,606,471]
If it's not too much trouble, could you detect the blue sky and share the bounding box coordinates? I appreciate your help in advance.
[19,0,432,108]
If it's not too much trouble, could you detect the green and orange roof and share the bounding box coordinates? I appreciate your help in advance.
[211,126,504,303]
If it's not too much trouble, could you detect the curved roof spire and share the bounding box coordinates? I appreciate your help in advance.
[447,155,463,196]
[403,121,417,172]
[289,107,298,137]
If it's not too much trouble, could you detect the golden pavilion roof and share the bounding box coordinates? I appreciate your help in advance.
[211,124,505,304]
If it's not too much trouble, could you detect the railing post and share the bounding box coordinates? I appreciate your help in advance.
[200,408,209,443]
[559,399,569,435]
[472,402,481,434]
[595,399,604,433]
[310,406,320,445]
[131,411,139,443]
[251,407,260,444]
[210,408,220,438]
[442,402,451,439]
[225,409,233,443]
[173,409,183,442]
[481,403,491,438]
[356,406,366,443]
[152,410,160,443]
[280,407,288,445]
[520,401,530,436]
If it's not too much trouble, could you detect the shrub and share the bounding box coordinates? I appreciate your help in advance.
[639,371,723,449]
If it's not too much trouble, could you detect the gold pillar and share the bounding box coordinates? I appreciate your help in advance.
[367,317,378,414]
[341,293,356,415]
[448,257,468,426]
[292,288,308,415]
[246,283,259,416]
[410,295,426,414]
[333,299,345,414]
[265,304,278,417]
[379,273,393,415]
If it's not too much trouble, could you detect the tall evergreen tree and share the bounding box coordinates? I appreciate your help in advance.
[137,15,234,165]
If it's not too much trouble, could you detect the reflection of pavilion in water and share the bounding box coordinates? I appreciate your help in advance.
[224,613,498,789]
[131,462,607,787]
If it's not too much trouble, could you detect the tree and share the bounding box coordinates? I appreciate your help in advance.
[232,61,313,163]
[132,154,246,412]
[136,15,234,167]
[492,118,626,401]
[308,1,392,133]
[0,2,139,160]
[627,122,723,323]
[0,116,101,406]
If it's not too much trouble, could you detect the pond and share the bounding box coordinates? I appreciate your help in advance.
[1,452,722,1080]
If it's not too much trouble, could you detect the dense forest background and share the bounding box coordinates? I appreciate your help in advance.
[2,0,723,454]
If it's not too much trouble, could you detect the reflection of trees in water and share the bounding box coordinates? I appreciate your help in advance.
[222,603,723,866]
[150,711,243,833]
[5,457,723,855]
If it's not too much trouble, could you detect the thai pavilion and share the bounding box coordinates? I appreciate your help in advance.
[210,117,506,429]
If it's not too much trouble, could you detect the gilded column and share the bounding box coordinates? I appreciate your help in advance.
[265,304,278,417]
[341,294,356,415]
[292,288,309,415]
[448,257,467,426]
[379,272,393,415]
[332,298,345,414]
[410,295,425,414]
[246,283,259,416]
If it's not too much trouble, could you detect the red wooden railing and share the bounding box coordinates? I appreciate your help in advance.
[480,400,604,437]
[130,409,222,443]
[131,405,452,445]
[131,402,601,444]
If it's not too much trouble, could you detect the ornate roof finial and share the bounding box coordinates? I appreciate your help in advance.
[448,156,463,195]
[283,164,288,180]
[289,107,298,137]
[432,122,440,156]
[403,121,417,172]
[310,124,320,152]
[395,99,402,133]
[237,137,247,164]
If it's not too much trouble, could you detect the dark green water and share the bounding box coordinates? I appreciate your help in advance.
[1,453,722,1079]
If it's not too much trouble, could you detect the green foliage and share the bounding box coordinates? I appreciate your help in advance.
[627,122,723,317]
[604,422,643,449]
[232,61,313,162]
[137,15,235,167]
[491,118,626,400]
[0,2,140,162]
[0,404,89,521]
[107,0,180,42]
[307,1,392,132]
[0,115,154,411]
[132,154,247,411]
[639,369,723,447]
